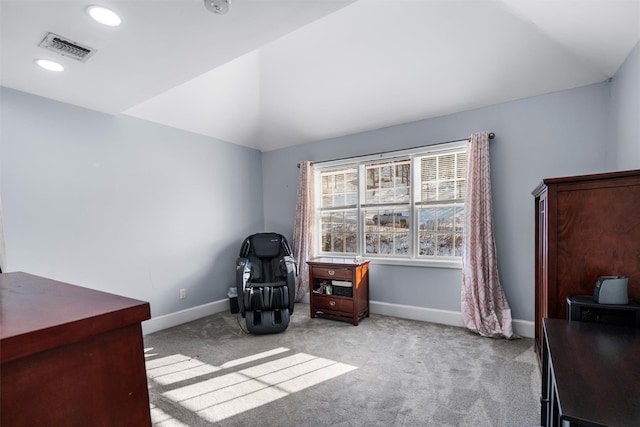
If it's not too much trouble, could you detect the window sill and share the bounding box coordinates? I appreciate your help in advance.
[369,258,462,269]
[316,255,462,269]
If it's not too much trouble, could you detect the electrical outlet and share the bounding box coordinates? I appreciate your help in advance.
[180,288,186,299]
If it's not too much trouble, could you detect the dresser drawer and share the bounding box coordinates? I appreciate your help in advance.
[311,267,352,280]
[314,296,353,313]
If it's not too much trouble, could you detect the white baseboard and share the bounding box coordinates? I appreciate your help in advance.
[370,300,534,338]
[370,300,465,328]
[142,298,229,335]
[512,319,535,339]
[142,295,535,339]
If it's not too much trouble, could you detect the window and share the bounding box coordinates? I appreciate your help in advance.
[314,141,467,266]
[319,168,358,253]
[364,159,411,256]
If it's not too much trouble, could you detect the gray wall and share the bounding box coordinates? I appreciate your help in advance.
[263,82,612,322]
[0,87,264,317]
[609,41,640,170]
[2,41,636,324]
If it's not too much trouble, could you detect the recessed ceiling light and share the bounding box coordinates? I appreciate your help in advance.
[35,59,64,72]
[86,5,122,27]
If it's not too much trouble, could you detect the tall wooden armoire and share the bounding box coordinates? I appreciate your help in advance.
[532,169,640,359]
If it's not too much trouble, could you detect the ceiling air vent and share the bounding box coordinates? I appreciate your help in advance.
[38,32,97,62]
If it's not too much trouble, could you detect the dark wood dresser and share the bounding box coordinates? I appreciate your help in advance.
[0,272,152,427]
[541,318,640,427]
[307,258,370,325]
[532,170,640,359]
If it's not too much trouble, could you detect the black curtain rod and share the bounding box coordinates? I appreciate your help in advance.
[298,132,495,168]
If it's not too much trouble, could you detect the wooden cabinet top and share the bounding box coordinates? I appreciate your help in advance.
[307,258,370,268]
[532,169,640,196]
[0,272,150,363]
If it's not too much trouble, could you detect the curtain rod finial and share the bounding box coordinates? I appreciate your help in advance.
[488,132,495,139]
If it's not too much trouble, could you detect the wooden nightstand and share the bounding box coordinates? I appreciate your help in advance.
[307,258,370,325]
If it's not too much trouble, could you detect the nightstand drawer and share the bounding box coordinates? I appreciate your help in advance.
[314,296,353,312]
[311,267,352,280]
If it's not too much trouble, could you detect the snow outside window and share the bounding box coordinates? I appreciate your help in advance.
[313,141,467,265]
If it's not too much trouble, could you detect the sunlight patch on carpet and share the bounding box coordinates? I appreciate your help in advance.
[220,347,289,369]
[147,348,357,424]
[149,403,189,427]
[147,356,221,385]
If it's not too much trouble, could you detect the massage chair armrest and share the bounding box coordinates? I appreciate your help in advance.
[236,257,251,315]
[283,255,297,314]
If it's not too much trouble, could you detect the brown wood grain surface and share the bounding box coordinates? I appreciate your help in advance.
[1,272,152,426]
[533,169,640,359]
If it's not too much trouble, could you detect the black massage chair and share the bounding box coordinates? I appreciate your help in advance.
[236,233,296,334]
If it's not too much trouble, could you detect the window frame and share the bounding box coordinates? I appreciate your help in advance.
[313,140,467,269]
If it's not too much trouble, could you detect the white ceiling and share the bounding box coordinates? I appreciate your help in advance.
[1,0,639,152]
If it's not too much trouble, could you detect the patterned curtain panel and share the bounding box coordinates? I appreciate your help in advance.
[461,132,515,338]
[293,161,314,301]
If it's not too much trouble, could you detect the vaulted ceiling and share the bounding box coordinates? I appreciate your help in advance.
[1,0,639,151]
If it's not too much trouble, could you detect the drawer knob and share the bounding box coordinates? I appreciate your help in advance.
[328,270,335,276]
[329,301,336,306]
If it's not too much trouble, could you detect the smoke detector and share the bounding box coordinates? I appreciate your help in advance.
[204,0,230,14]
[38,32,97,62]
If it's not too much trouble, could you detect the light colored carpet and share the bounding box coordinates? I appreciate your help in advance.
[144,304,541,427]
